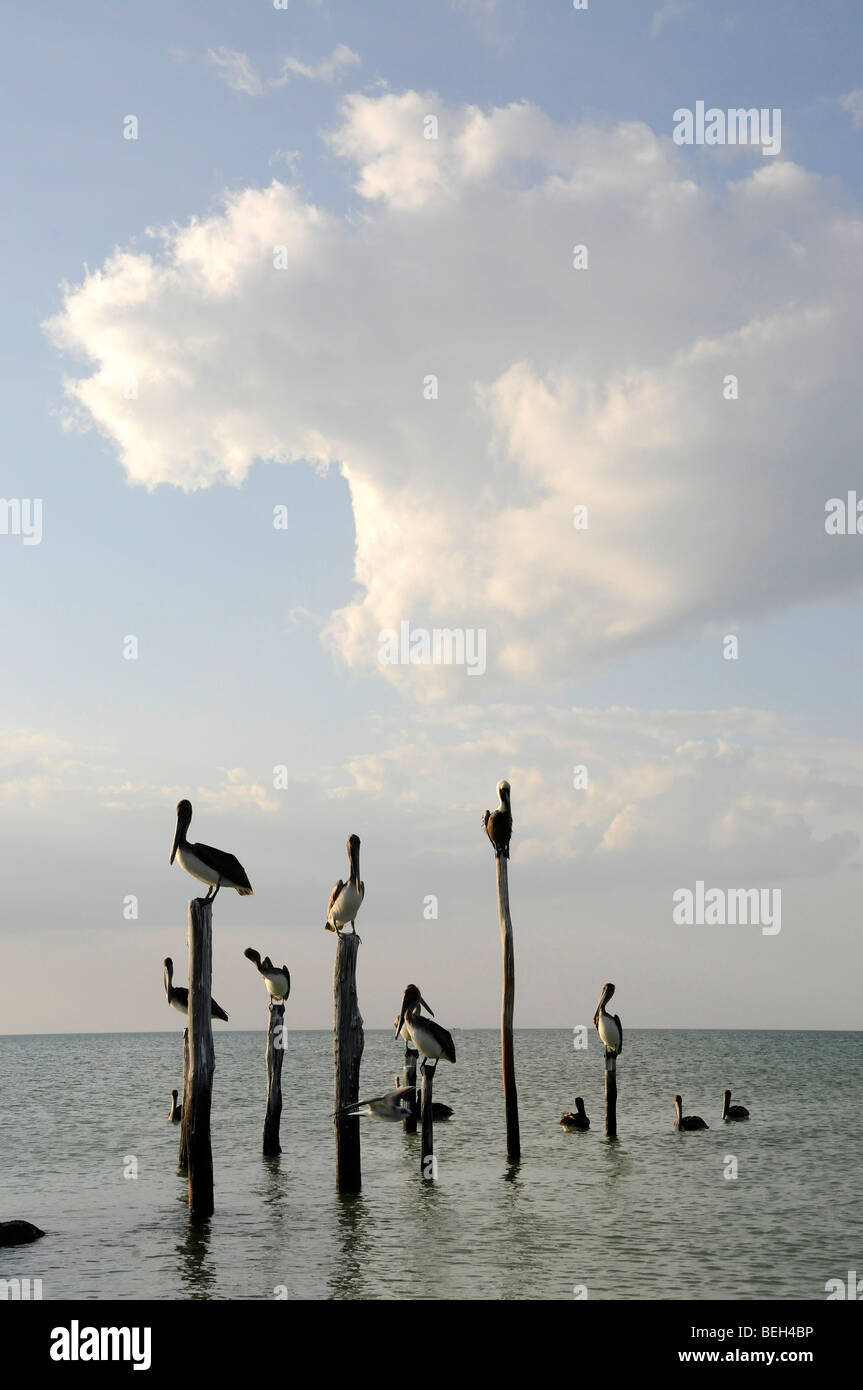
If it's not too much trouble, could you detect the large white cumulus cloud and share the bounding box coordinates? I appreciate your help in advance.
[46,91,863,688]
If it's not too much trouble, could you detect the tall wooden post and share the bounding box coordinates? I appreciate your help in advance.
[263,1002,285,1156]
[181,897,215,1218]
[403,1045,419,1134]
[178,1026,190,1168]
[604,1050,618,1138]
[333,933,364,1193]
[420,1065,435,1179]
[495,854,521,1161]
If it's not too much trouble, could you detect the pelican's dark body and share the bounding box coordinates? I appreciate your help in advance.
[483,780,512,858]
[673,1094,708,1131]
[722,1089,750,1121]
[170,799,253,899]
[396,984,456,1068]
[244,947,290,1001]
[163,957,229,1022]
[593,982,623,1055]
[325,834,364,936]
[560,1097,590,1130]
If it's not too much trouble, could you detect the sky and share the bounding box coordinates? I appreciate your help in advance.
[1,0,862,1033]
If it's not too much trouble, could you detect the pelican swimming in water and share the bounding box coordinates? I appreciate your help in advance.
[170,799,253,901]
[243,948,290,1002]
[163,957,229,1022]
[325,834,364,940]
[722,1089,750,1121]
[560,1097,590,1130]
[169,1089,182,1123]
[395,984,456,1074]
[673,1094,708,1131]
[483,780,512,858]
[338,1086,414,1122]
[593,982,623,1055]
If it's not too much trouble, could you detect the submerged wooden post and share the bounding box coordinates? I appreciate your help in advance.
[495,853,521,1161]
[181,897,215,1218]
[604,1050,618,1138]
[333,932,364,1193]
[420,1064,435,1179]
[178,1026,190,1168]
[263,1002,285,1156]
[403,1045,419,1134]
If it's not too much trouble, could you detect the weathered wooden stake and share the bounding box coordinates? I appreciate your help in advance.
[178,1025,190,1168]
[180,897,216,1218]
[604,1049,618,1138]
[263,1001,285,1157]
[403,1044,419,1134]
[333,932,364,1193]
[495,853,521,1161]
[420,1064,435,1180]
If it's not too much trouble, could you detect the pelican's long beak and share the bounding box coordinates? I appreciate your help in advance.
[419,995,435,1017]
[170,816,181,865]
[395,1005,407,1039]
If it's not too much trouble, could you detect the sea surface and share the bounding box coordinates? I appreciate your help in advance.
[1,1029,861,1301]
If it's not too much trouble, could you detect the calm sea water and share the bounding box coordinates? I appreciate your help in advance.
[1,1029,860,1301]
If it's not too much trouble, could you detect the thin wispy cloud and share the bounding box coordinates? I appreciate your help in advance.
[839,89,863,128]
[206,44,360,97]
[206,47,266,97]
[651,0,694,38]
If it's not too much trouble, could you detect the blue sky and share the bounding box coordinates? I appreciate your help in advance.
[2,0,863,1034]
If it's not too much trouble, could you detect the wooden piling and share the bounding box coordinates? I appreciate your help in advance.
[420,1064,435,1179]
[403,1044,419,1134]
[495,853,521,1161]
[333,932,364,1193]
[263,1001,285,1157]
[178,1025,190,1168]
[180,897,216,1218]
[604,1049,618,1138]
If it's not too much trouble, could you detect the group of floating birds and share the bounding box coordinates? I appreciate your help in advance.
[163,797,751,1137]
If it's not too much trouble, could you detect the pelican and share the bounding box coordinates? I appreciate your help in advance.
[244,948,290,1002]
[593,982,623,1055]
[325,834,364,939]
[673,1094,709,1131]
[722,1089,750,1121]
[169,1089,182,1123]
[483,780,512,858]
[170,799,253,901]
[337,1086,414,1122]
[163,957,229,1022]
[395,984,456,1073]
[560,1097,590,1130]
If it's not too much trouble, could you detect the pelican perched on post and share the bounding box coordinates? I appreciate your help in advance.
[243,948,290,1002]
[395,984,456,1074]
[560,1097,590,1130]
[325,834,364,940]
[170,799,253,901]
[169,1089,182,1123]
[483,780,512,858]
[593,982,623,1055]
[722,1089,750,1121]
[337,1086,414,1122]
[163,957,229,1022]
[673,1094,708,1131]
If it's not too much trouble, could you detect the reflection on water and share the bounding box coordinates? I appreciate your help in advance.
[177,1218,216,1299]
[0,1029,860,1300]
